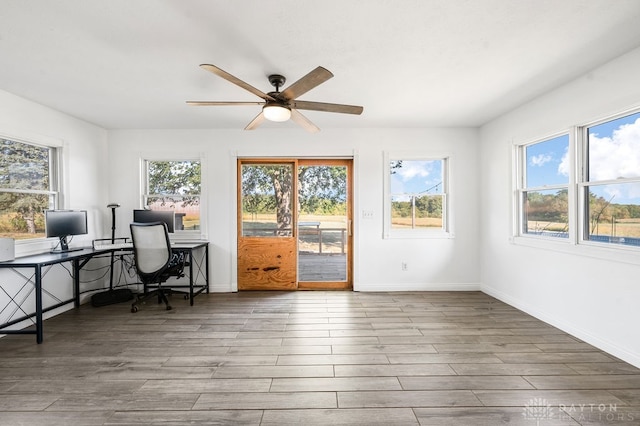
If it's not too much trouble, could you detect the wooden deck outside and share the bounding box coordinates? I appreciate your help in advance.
[298,253,346,282]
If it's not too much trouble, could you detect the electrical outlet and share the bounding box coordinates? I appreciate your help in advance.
[401,262,408,271]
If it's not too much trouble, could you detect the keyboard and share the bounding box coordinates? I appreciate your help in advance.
[95,242,133,251]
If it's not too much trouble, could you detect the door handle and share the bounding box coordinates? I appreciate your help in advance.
[348,220,352,237]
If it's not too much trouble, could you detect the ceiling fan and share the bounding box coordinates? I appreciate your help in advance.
[186,64,363,132]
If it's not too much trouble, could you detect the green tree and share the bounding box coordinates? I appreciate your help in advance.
[298,166,347,215]
[0,139,51,235]
[242,164,293,234]
[147,161,201,207]
[241,164,348,233]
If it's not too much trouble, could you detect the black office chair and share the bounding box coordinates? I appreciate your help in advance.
[129,222,185,312]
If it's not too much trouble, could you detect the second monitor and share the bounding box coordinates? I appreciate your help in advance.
[133,209,175,233]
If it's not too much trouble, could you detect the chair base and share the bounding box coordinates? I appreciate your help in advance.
[130,286,190,313]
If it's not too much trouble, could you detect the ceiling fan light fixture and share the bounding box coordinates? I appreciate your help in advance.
[263,104,291,122]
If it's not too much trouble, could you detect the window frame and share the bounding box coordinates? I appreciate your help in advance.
[513,132,574,242]
[383,152,452,239]
[140,156,205,240]
[0,132,61,245]
[512,106,640,264]
[577,110,640,250]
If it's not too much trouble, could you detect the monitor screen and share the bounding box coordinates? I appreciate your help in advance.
[133,209,175,233]
[45,210,88,252]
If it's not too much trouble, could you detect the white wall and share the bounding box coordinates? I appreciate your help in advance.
[479,46,640,367]
[107,127,480,292]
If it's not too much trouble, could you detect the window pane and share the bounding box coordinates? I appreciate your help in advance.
[523,189,569,238]
[588,112,640,180]
[146,160,201,232]
[145,196,200,231]
[0,139,50,190]
[525,135,569,187]
[391,194,443,229]
[241,164,293,237]
[390,160,443,194]
[586,183,640,246]
[0,193,51,239]
[147,160,201,194]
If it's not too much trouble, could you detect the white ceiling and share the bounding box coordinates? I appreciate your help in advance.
[1,0,640,131]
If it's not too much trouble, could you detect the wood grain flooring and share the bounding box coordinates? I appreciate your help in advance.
[0,291,639,425]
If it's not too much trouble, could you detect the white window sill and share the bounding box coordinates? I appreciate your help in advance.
[511,235,640,266]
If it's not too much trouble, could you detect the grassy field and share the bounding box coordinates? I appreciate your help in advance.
[528,219,640,237]
[391,216,443,229]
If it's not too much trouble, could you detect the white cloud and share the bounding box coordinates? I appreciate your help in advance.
[558,147,570,177]
[397,161,431,181]
[590,118,640,181]
[530,153,552,167]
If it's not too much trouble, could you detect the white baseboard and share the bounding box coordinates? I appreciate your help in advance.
[355,282,481,292]
[482,283,640,369]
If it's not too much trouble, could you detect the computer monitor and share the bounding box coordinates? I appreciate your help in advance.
[133,209,175,233]
[45,210,88,253]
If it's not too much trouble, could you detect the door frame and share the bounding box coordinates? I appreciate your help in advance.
[235,157,353,291]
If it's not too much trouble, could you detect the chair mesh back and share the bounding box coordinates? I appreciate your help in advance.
[130,223,172,275]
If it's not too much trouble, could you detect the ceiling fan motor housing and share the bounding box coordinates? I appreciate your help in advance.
[268,74,286,91]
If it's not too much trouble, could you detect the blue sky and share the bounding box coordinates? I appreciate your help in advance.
[526,112,640,205]
[525,134,569,188]
[390,160,443,195]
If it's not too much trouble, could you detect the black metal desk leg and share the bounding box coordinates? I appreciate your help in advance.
[35,264,43,344]
[73,259,81,308]
[205,245,209,293]
[189,251,194,306]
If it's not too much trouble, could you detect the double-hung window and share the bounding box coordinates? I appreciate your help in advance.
[142,159,202,235]
[0,137,58,240]
[384,155,450,238]
[514,108,640,255]
[515,134,570,239]
[580,111,640,247]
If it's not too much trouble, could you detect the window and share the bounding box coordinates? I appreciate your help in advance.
[0,137,58,240]
[580,111,640,247]
[514,108,640,256]
[143,159,201,233]
[516,134,570,239]
[384,156,449,238]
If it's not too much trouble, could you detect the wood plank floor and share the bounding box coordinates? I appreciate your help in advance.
[1,291,639,425]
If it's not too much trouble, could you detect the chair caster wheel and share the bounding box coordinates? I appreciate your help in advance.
[131,305,138,313]
[166,305,172,310]
[184,295,189,300]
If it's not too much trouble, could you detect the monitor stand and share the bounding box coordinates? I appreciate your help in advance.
[50,236,83,254]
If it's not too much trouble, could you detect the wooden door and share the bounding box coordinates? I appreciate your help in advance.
[237,160,297,290]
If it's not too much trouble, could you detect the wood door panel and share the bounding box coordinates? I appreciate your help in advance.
[237,237,297,290]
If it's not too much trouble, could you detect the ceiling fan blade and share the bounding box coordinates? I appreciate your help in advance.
[244,111,266,130]
[200,64,276,101]
[290,109,320,133]
[291,100,363,115]
[186,101,264,106]
[279,66,333,101]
